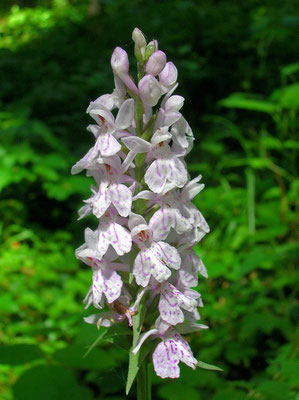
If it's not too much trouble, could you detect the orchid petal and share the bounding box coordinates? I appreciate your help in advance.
[109,183,132,217]
[153,331,197,379]
[115,98,135,129]
[122,136,152,153]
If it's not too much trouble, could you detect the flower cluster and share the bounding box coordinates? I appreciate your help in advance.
[72,28,209,379]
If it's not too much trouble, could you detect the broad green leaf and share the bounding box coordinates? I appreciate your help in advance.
[0,344,43,365]
[43,176,90,200]
[219,93,278,114]
[213,389,247,400]
[158,382,201,400]
[53,344,117,370]
[257,380,292,400]
[271,83,299,109]
[13,365,93,400]
[281,360,299,387]
[281,62,299,77]
[284,140,299,150]
[197,360,223,371]
[0,294,19,313]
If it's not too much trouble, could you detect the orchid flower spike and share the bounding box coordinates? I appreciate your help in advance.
[72,27,213,389]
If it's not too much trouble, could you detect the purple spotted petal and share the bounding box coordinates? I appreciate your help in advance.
[149,207,172,241]
[144,159,168,193]
[100,218,132,256]
[97,132,121,157]
[89,186,111,219]
[71,143,99,174]
[155,241,181,270]
[92,267,123,305]
[145,149,188,193]
[159,283,198,325]
[133,240,180,287]
[115,98,135,129]
[153,330,197,379]
[149,206,192,241]
[179,249,208,287]
[133,247,171,287]
[109,183,132,217]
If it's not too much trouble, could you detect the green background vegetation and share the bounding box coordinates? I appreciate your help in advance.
[0,0,298,399]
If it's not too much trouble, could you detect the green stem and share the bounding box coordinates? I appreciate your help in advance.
[137,359,151,400]
[147,361,152,400]
[246,168,255,234]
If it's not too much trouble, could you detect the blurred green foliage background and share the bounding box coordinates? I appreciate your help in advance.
[0,0,298,399]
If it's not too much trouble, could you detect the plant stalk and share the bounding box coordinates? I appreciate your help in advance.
[137,359,151,400]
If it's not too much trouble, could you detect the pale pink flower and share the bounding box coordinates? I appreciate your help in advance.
[159,61,178,93]
[83,255,125,308]
[76,212,132,262]
[145,50,167,76]
[129,214,181,287]
[78,159,133,219]
[178,248,208,288]
[155,281,198,325]
[138,74,162,112]
[153,329,198,378]
[111,47,138,95]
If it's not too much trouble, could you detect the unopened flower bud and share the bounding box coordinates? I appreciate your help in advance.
[132,28,147,63]
[111,47,129,75]
[148,40,158,50]
[164,95,184,111]
[111,47,138,95]
[145,42,156,61]
[145,50,167,76]
[132,27,146,48]
[138,74,162,109]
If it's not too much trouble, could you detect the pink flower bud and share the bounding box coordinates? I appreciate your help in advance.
[111,47,138,95]
[148,39,158,50]
[132,28,147,62]
[159,61,178,87]
[111,47,129,75]
[164,95,184,111]
[145,50,167,75]
[138,75,162,110]
[132,28,146,49]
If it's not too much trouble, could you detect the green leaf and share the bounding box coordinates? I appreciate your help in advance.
[126,302,148,395]
[281,62,299,77]
[257,380,292,400]
[83,328,108,358]
[0,344,44,365]
[197,360,223,371]
[219,93,278,114]
[83,322,132,358]
[53,344,117,370]
[158,382,201,400]
[213,389,247,400]
[271,83,299,109]
[13,365,93,400]
[0,293,19,313]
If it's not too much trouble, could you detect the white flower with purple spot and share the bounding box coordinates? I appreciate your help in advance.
[154,281,198,325]
[129,214,181,287]
[78,160,133,219]
[76,211,132,262]
[178,248,208,288]
[153,329,198,378]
